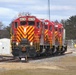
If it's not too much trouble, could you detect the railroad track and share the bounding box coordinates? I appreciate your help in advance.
[0,51,73,63]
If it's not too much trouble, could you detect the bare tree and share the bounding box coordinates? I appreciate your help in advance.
[0,21,4,30]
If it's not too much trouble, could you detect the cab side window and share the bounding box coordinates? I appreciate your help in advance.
[59,28,62,33]
[37,22,40,28]
[49,25,52,31]
[14,22,18,28]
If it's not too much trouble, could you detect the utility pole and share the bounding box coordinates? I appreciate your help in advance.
[48,0,50,20]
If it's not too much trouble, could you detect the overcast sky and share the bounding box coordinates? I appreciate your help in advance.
[0,0,76,26]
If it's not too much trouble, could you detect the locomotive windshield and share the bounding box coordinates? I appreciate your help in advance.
[28,21,35,26]
[45,25,48,29]
[20,17,26,25]
[20,21,26,25]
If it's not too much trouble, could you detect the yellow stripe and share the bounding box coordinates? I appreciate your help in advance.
[28,27,34,34]
[45,30,48,33]
[17,26,23,42]
[17,35,20,41]
[28,29,34,35]
[28,28,34,39]
[26,26,32,34]
[17,27,22,35]
[29,36,33,42]
[17,28,21,42]
[44,30,48,41]
[17,36,21,42]
[19,26,25,38]
[16,33,21,42]
[17,29,22,39]
[28,31,34,40]
[17,26,24,39]
[26,26,34,42]
[45,30,48,36]
[17,30,20,35]
[24,35,27,38]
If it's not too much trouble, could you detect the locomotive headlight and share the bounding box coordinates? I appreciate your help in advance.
[16,42,19,46]
[30,42,33,46]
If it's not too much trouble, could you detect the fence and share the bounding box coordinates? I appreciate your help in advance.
[66,40,76,48]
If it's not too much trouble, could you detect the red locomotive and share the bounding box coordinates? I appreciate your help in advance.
[44,20,55,54]
[53,22,67,54]
[10,14,67,61]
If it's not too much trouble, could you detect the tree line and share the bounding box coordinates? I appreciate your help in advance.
[0,15,76,40]
[61,15,76,40]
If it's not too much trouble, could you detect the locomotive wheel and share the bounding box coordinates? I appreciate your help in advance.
[12,48,19,57]
[55,47,59,55]
[61,46,67,54]
[52,46,57,55]
[48,49,53,55]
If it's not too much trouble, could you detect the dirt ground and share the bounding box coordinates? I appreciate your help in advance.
[0,48,76,75]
